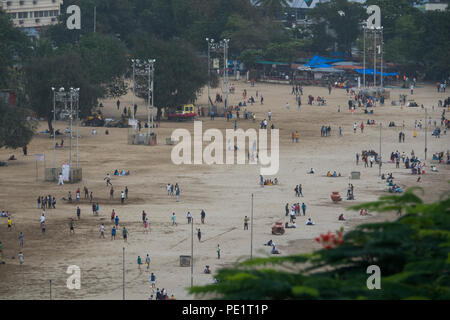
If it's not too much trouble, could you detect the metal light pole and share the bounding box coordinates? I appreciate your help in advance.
[133,59,155,139]
[123,247,125,300]
[379,123,382,177]
[250,193,254,260]
[49,279,52,300]
[373,29,377,88]
[150,60,155,135]
[206,38,212,115]
[363,27,366,88]
[75,89,80,169]
[380,27,384,88]
[69,89,73,168]
[425,108,428,160]
[221,39,230,115]
[132,59,136,121]
[191,217,194,288]
[51,88,56,168]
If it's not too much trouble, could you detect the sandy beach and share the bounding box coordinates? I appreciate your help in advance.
[0,80,449,300]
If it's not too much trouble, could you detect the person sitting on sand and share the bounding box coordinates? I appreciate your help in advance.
[327,171,331,177]
[114,169,119,176]
[271,244,280,254]
[204,265,211,274]
[332,171,337,177]
[8,155,17,160]
[264,240,274,247]
[285,221,297,229]
[306,218,315,225]
[308,168,316,174]
[338,214,345,221]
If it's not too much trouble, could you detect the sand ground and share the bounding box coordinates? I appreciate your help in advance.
[0,80,449,300]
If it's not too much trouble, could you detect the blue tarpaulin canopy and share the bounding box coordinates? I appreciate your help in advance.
[311,63,334,69]
[305,55,343,67]
[356,69,399,77]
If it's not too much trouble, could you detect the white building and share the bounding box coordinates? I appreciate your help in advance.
[0,0,63,36]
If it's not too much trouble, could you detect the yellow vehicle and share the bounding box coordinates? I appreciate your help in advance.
[167,104,196,121]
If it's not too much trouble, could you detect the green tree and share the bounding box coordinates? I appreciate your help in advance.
[253,0,294,17]
[0,101,35,149]
[129,34,209,120]
[309,0,365,57]
[0,9,31,89]
[364,0,419,41]
[190,187,450,299]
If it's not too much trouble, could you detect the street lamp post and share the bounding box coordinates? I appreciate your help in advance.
[132,59,136,121]
[425,108,428,160]
[379,123,382,177]
[221,39,230,115]
[133,59,156,138]
[206,38,214,115]
[191,217,194,288]
[51,88,56,168]
[250,193,254,260]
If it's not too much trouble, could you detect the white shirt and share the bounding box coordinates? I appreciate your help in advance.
[40,215,45,223]
[121,192,125,198]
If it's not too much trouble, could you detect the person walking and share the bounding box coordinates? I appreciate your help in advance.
[19,232,24,248]
[99,223,105,238]
[110,187,114,200]
[69,218,75,234]
[104,173,112,186]
[76,206,81,220]
[58,173,64,185]
[111,226,116,240]
[175,186,180,202]
[356,153,359,165]
[137,256,142,270]
[150,273,156,288]
[201,210,206,224]
[244,216,249,230]
[114,215,119,227]
[125,186,128,199]
[187,212,192,224]
[172,212,177,226]
[145,254,151,270]
[298,184,303,197]
[122,226,128,242]
[197,228,202,241]
[121,191,125,204]
[301,203,306,216]
[217,244,221,259]
[18,252,24,265]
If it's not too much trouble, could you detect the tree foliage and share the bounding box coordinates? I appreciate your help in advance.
[0,101,35,149]
[309,0,365,57]
[190,187,450,299]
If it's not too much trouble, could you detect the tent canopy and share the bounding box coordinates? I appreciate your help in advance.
[355,69,399,77]
[305,55,343,67]
[311,63,334,69]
